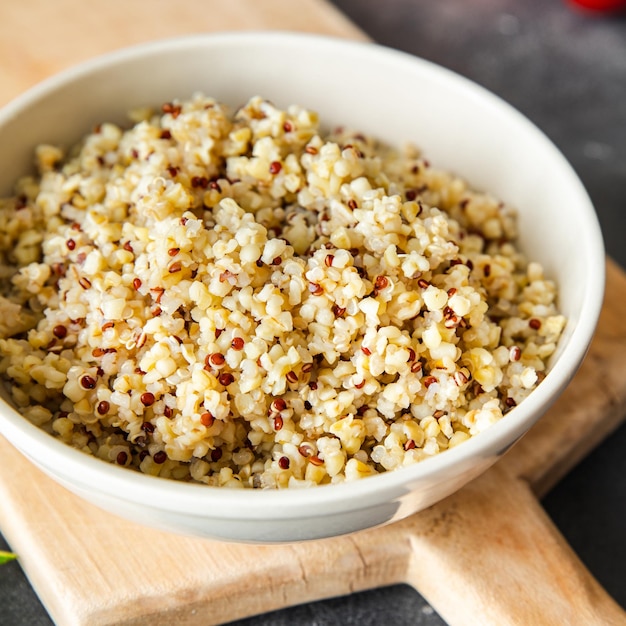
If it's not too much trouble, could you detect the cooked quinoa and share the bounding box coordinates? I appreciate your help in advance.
[0,94,565,488]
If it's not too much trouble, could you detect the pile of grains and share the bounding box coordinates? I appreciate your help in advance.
[0,95,565,488]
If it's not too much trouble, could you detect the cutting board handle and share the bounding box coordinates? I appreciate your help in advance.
[400,464,626,625]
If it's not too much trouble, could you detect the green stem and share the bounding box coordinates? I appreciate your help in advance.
[0,550,17,564]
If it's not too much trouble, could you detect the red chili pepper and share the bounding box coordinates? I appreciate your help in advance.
[567,0,626,11]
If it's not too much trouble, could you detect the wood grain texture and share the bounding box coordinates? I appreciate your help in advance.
[0,0,366,107]
[406,464,626,626]
[0,1,625,624]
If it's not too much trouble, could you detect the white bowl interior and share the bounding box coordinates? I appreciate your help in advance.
[0,33,605,539]
[0,34,601,339]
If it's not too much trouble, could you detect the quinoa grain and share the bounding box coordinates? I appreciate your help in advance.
[0,94,565,488]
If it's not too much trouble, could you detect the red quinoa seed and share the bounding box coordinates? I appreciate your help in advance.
[219,372,235,386]
[162,102,182,118]
[271,398,287,412]
[191,176,209,189]
[308,282,324,296]
[454,371,468,386]
[116,451,128,465]
[269,161,282,175]
[231,337,245,350]
[80,375,96,389]
[374,275,389,290]
[298,444,313,457]
[411,361,423,374]
[201,412,214,427]
[153,450,167,464]
[423,376,437,388]
[52,325,67,339]
[140,392,155,407]
[207,352,226,368]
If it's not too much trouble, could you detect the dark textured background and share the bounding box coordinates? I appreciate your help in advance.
[2,1,626,624]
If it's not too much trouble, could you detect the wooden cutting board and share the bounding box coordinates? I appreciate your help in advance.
[1,1,626,624]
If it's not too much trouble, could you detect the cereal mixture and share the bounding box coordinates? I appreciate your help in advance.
[0,95,565,488]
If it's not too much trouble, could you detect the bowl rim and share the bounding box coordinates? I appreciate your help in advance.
[0,31,606,519]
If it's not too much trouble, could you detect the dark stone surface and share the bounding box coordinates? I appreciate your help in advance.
[0,538,49,625]
[2,1,626,623]
[333,0,626,272]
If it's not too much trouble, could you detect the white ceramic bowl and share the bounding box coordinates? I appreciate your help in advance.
[0,32,604,542]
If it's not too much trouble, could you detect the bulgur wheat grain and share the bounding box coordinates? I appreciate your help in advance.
[0,95,565,488]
